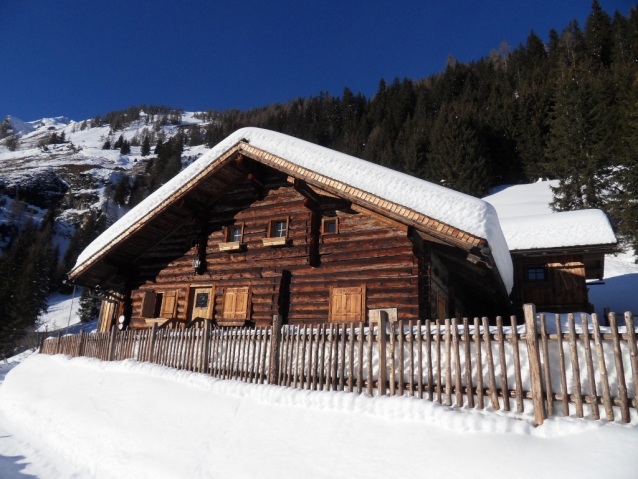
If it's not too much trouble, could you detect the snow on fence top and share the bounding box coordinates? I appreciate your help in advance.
[499,209,617,251]
[73,127,513,292]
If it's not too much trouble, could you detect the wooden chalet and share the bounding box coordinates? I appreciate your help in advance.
[68,128,514,331]
[498,210,617,314]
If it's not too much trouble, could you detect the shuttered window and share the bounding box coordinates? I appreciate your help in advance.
[330,286,366,322]
[222,287,251,321]
[140,291,156,317]
[159,290,178,318]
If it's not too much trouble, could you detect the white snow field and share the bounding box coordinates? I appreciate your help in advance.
[0,354,637,479]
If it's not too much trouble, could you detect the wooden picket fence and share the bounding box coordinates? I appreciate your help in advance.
[40,304,638,425]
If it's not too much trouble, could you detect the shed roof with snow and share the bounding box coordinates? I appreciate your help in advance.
[69,127,514,293]
[498,210,617,253]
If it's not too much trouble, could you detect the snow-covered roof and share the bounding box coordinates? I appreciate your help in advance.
[73,127,513,292]
[499,209,617,251]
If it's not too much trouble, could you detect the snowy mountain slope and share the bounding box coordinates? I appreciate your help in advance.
[0,111,212,244]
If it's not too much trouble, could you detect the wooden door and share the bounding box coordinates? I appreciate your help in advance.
[330,286,366,322]
[189,286,215,321]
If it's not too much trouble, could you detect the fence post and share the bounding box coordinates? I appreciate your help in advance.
[268,315,283,385]
[147,322,157,362]
[56,331,62,355]
[523,303,545,425]
[376,311,388,396]
[202,320,211,374]
[107,326,117,361]
[76,330,85,357]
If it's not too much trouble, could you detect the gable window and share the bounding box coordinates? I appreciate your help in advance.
[322,218,338,234]
[230,226,243,242]
[263,217,289,246]
[329,285,366,322]
[274,220,287,237]
[526,265,547,282]
[219,223,244,251]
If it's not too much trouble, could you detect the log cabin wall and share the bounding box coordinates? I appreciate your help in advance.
[512,254,590,313]
[127,171,423,328]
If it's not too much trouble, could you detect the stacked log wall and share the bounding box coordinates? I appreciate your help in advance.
[129,174,422,327]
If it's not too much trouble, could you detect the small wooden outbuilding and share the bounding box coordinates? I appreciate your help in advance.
[498,210,617,314]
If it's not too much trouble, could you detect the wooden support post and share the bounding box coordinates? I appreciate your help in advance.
[268,315,283,385]
[609,313,630,423]
[108,326,117,361]
[376,311,388,396]
[624,311,638,410]
[77,331,85,357]
[202,320,211,374]
[147,322,158,362]
[523,304,545,426]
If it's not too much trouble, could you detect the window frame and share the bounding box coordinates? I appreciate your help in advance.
[525,264,549,282]
[225,222,245,244]
[267,217,290,239]
[321,217,339,235]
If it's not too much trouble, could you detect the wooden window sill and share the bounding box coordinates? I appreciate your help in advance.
[218,241,243,252]
[262,237,288,247]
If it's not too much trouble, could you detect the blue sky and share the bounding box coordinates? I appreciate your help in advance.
[0,0,633,121]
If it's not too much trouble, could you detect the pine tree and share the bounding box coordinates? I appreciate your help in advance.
[141,136,150,156]
[120,139,131,154]
[112,175,129,206]
[545,66,614,210]
[425,105,491,197]
[102,140,111,150]
[585,0,613,68]
[78,288,100,322]
[113,134,124,149]
[610,75,638,253]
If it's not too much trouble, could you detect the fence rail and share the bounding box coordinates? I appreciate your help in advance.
[40,305,638,425]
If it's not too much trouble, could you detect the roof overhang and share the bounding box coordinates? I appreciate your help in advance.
[510,243,618,257]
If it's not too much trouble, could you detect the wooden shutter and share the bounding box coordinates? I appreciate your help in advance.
[159,290,178,318]
[222,287,251,321]
[140,291,156,318]
[330,286,365,322]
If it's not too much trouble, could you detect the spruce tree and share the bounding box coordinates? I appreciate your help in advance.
[78,288,100,322]
[425,105,491,197]
[545,66,614,210]
[112,175,129,206]
[141,136,150,156]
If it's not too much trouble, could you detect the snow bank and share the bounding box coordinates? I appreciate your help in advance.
[1,355,637,479]
[73,127,513,292]
[483,179,559,218]
[499,209,616,251]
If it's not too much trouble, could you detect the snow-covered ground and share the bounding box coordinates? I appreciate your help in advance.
[35,293,81,332]
[0,354,636,479]
[484,180,638,316]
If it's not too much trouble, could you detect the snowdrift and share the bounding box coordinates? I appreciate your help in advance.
[1,355,637,479]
